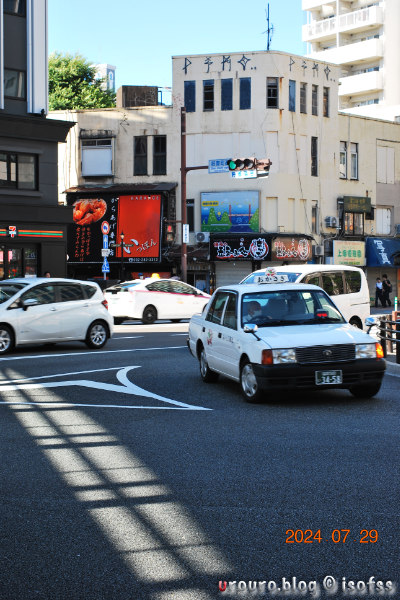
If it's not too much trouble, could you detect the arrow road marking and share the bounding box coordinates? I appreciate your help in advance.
[0,365,210,411]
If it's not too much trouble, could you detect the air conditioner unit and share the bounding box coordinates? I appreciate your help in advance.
[395,224,400,236]
[195,231,210,243]
[325,216,339,228]
[313,245,325,257]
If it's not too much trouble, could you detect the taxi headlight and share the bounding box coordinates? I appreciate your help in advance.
[355,343,377,359]
[272,348,296,364]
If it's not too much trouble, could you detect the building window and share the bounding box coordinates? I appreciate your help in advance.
[134,136,147,176]
[312,85,318,116]
[184,81,196,113]
[153,135,166,175]
[239,77,251,110]
[376,208,391,235]
[350,143,358,179]
[4,69,25,99]
[340,141,347,179]
[267,77,278,108]
[300,82,307,113]
[289,80,296,112]
[311,137,318,177]
[323,87,329,117]
[4,0,26,15]
[203,80,214,111]
[221,79,233,111]
[344,212,364,236]
[0,151,37,190]
[312,204,319,234]
[81,138,112,177]
[186,199,194,232]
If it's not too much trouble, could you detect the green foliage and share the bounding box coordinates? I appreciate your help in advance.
[48,52,116,110]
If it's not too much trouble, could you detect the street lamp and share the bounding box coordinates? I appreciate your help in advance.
[120,231,125,281]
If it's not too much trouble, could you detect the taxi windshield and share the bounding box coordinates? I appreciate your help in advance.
[0,282,29,304]
[242,271,300,284]
[241,289,344,327]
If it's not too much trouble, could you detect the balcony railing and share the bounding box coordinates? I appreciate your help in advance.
[307,38,383,66]
[303,6,383,42]
[338,70,383,97]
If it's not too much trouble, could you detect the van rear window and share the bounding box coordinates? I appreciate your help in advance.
[345,270,361,293]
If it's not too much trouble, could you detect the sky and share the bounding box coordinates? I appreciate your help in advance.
[48,0,306,93]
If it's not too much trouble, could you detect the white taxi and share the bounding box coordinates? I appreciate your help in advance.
[188,276,385,402]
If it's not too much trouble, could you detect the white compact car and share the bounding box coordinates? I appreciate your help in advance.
[0,278,113,355]
[104,278,210,324]
[188,277,385,402]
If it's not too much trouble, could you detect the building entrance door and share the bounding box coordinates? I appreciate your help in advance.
[0,245,38,279]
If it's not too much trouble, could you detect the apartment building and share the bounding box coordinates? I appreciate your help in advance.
[0,0,72,278]
[302,0,400,120]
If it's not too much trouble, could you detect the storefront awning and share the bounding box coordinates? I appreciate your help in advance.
[365,237,400,267]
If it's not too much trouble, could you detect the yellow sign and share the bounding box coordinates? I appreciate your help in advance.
[333,241,365,266]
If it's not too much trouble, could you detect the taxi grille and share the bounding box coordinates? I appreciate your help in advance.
[295,344,355,364]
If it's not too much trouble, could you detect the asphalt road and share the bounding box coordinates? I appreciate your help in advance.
[0,322,399,600]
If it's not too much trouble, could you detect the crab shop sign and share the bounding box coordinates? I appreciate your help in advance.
[210,234,271,261]
[271,237,311,262]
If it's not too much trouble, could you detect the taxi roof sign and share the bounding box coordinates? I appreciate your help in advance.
[255,274,289,283]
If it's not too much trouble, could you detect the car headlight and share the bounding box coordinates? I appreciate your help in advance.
[272,348,297,364]
[355,343,378,359]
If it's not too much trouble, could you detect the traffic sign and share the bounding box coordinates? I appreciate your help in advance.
[101,221,110,235]
[102,257,110,273]
[103,234,109,249]
[231,170,257,179]
[101,249,110,257]
[208,159,230,174]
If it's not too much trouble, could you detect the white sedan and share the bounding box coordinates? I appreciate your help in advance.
[104,278,210,324]
[188,280,385,402]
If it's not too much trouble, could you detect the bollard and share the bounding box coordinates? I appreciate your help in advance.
[380,317,387,357]
[397,321,400,364]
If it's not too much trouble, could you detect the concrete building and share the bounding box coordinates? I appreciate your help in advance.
[52,51,400,296]
[302,0,400,120]
[50,98,181,282]
[0,0,73,279]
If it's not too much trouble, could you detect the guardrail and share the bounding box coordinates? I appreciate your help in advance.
[377,316,400,364]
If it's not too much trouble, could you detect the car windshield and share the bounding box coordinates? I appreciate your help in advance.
[241,289,345,327]
[241,271,300,284]
[105,282,142,293]
[0,282,29,304]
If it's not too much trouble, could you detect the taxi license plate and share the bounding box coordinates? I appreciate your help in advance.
[315,370,342,385]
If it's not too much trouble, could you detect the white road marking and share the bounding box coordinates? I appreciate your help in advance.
[0,345,186,362]
[0,365,210,411]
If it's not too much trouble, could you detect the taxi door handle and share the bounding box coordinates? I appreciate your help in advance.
[202,327,205,332]
[50,307,57,311]
[218,332,222,338]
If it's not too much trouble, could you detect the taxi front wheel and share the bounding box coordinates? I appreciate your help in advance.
[199,346,219,383]
[240,360,264,403]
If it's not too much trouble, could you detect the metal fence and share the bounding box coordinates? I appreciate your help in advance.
[377,316,400,364]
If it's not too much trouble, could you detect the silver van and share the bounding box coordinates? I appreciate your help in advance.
[240,265,370,329]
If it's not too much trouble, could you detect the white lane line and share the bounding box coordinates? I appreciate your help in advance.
[0,345,187,362]
[0,402,205,410]
[0,365,122,384]
[112,336,144,339]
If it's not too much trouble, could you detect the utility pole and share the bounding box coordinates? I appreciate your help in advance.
[180,107,208,282]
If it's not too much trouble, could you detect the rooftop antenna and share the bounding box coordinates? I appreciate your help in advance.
[265,3,274,51]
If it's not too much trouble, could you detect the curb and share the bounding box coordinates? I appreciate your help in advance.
[385,360,400,375]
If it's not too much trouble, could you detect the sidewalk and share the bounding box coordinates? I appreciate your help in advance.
[370,306,400,374]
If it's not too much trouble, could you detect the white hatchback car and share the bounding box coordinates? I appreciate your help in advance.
[0,278,113,355]
[104,278,210,324]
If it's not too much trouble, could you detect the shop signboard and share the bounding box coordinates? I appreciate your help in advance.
[271,237,312,262]
[343,196,371,213]
[68,195,162,264]
[201,190,259,233]
[333,240,365,266]
[210,233,271,261]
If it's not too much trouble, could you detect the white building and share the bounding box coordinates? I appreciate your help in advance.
[302,0,400,120]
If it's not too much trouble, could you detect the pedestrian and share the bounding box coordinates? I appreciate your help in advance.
[382,273,392,307]
[375,277,384,308]
[44,271,51,278]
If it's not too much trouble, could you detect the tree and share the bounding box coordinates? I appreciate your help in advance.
[48,52,115,110]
